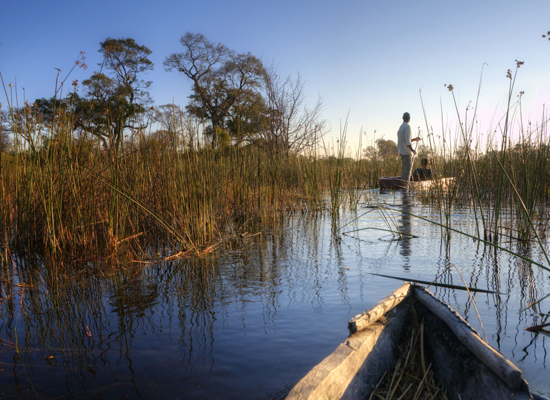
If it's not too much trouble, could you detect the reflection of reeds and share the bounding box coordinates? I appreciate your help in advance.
[0,254,220,394]
[0,211,338,397]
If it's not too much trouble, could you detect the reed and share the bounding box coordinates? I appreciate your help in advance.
[3,82,399,264]
[3,59,550,267]
[0,134,332,262]
[409,62,550,254]
[369,319,447,400]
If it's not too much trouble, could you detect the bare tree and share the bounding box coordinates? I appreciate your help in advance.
[154,104,188,150]
[253,65,325,155]
[1,110,11,152]
[0,109,13,152]
[1,105,43,151]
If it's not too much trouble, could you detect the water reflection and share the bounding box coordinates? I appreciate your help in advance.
[398,192,413,269]
[0,195,549,399]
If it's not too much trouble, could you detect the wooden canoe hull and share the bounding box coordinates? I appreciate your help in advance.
[379,176,455,191]
[285,284,544,400]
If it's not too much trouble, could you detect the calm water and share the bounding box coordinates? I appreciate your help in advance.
[1,190,550,399]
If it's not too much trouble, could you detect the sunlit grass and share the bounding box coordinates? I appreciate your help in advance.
[2,60,550,272]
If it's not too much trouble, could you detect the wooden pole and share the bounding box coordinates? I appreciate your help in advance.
[406,139,419,191]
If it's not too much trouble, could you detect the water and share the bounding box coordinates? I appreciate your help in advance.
[1,190,550,399]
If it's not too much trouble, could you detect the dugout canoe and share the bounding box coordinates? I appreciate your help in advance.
[379,176,455,191]
[285,283,545,400]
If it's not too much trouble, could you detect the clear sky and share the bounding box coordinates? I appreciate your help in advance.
[1,0,549,155]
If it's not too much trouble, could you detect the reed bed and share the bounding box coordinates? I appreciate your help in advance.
[0,103,381,264]
[3,61,550,267]
[413,90,550,248]
[3,108,550,266]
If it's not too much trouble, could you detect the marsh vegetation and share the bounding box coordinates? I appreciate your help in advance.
[1,33,550,399]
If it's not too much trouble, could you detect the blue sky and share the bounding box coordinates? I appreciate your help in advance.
[1,0,549,154]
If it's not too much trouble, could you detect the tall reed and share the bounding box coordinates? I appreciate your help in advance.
[410,62,550,283]
[4,83,399,264]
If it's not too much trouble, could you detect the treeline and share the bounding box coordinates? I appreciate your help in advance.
[1,33,324,156]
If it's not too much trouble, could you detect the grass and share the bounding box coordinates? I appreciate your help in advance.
[2,106,550,267]
[0,78,399,264]
[2,59,550,275]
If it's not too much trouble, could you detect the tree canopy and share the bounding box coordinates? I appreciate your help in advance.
[24,34,325,155]
[82,37,154,150]
[164,32,265,148]
[364,138,398,161]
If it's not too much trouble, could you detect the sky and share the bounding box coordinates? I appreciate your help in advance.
[1,0,549,155]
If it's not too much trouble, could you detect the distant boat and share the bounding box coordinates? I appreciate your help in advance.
[379,176,455,191]
[285,283,546,400]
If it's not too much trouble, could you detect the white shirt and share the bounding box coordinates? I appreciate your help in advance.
[397,122,411,155]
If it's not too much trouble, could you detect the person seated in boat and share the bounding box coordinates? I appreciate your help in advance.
[412,158,432,181]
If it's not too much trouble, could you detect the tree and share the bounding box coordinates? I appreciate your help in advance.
[0,109,13,152]
[164,32,265,148]
[153,104,188,150]
[416,144,435,160]
[225,90,269,146]
[376,138,398,160]
[253,65,325,156]
[363,138,398,161]
[32,92,90,140]
[1,104,42,151]
[83,38,153,150]
[363,145,378,161]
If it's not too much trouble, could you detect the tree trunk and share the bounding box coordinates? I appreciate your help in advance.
[211,117,219,149]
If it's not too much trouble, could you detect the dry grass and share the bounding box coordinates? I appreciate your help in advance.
[369,319,448,400]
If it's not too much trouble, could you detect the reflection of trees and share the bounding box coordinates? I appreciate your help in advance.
[0,258,197,397]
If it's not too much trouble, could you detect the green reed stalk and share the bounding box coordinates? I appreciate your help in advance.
[420,89,453,239]
[447,81,487,239]
[381,205,550,272]
[491,152,550,269]
[492,76,513,243]
[78,154,197,253]
[321,116,349,215]
[0,100,5,264]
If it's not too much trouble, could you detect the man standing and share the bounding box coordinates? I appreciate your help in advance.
[397,112,421,182]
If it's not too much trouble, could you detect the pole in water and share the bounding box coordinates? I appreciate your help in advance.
[406,136,420,191]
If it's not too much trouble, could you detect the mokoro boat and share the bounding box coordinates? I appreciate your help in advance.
[379,176,455,191]
[285,283,546,400]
